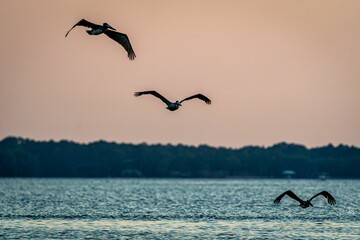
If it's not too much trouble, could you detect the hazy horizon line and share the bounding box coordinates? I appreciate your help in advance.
[2,135,359,150]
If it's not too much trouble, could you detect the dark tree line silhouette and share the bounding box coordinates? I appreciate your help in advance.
[0,136,359,178]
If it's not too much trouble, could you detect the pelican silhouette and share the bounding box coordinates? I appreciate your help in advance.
[274,190,336,208]
[134,91,211,111]
[65,19,136,60]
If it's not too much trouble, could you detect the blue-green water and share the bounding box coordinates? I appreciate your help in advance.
[1,179,359,239]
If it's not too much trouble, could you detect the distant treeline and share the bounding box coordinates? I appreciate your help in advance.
[0,136,359,178]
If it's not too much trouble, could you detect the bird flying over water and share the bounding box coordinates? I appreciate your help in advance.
[134,90,212,111]
[65,19,136,60]
[274,190,336,208]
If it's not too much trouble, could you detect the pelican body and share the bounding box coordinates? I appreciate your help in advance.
[85,23,115,35]
[299,200,314,208]
[274,190,336,208]
[65,19,136,60]
[134,91,211,111]
[166,101,182,111]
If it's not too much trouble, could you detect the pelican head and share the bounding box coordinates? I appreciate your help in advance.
[175,100,182,106]
[103,23,116,30]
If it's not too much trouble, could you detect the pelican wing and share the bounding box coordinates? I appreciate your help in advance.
[309,191,336,205]
[65,19,100,37]
[104,30,136,60]
[274,190,303,204]
[134,91,171,106]
[180,94,212,104]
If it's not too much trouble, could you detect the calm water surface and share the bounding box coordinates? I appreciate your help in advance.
[0,179,359,239]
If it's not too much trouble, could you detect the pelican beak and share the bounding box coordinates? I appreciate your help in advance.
[310,202,313,207]
[103,23,116,30]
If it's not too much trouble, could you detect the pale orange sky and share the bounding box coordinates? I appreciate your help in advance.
[0,0,359,148]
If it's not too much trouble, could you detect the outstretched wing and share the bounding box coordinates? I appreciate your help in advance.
[134,91,171,106]
[180,94,212,104]
[309,191,336,205]
[104,30,136,60]
[274,190,303,204]
[65,19,100,37]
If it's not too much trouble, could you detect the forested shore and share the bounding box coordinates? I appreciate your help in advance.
[1,136,359,178]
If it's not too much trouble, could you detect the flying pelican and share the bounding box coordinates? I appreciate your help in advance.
[134,90,212,111]
[65,19,136,60]
[274,190,336,208]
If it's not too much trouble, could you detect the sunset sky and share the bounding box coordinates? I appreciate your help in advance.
[1,0,359,148]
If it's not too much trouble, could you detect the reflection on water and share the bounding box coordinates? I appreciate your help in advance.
[0,179,359,239]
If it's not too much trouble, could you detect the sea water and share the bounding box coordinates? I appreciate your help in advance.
[0,178,359,239]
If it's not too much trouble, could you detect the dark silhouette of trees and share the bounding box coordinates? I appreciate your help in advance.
[0,136,359,178]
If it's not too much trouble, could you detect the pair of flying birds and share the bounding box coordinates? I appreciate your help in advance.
[65,19,212,111]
